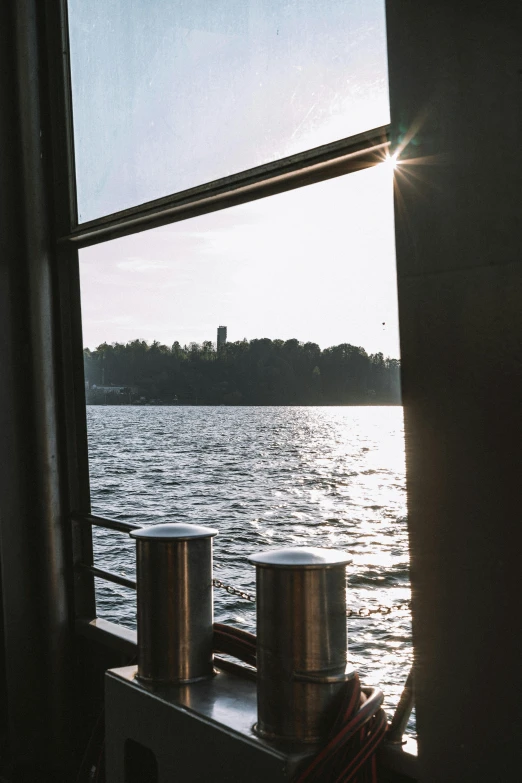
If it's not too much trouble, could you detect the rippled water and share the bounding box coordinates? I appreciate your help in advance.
[87,405,412,730]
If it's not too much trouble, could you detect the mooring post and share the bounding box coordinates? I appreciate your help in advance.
[130,522,218,684]
[248,547,353,743]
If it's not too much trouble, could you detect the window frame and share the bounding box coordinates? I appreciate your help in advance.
[49,0,392,626]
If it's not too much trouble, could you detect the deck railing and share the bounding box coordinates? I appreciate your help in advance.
[73,512,139,589]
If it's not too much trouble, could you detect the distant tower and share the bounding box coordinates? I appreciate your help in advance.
[217,325,227,351]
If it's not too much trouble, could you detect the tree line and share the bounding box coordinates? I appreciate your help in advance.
[84,338,401,405]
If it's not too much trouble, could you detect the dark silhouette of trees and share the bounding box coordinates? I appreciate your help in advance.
[84,338,401,405]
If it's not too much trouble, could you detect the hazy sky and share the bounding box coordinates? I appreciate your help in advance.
[80,162,399,356]
[72,1,398,357]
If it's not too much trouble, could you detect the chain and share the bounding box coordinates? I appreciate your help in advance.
[346,605,408,618]
[212,577,410,617]
[212,578,256,603]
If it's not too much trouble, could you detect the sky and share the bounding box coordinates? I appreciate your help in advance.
[79,163,399,356]
[71,1,399,357]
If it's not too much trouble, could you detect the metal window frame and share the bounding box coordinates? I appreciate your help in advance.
[0,1,414,778]
[62,125,390,249]
[42,1,419,775]
[45,0,95,621]
[45,0,392,631]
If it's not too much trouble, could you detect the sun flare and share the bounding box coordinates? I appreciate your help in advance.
[384,152,399,170]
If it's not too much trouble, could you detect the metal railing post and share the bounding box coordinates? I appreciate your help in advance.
[248,547,353,743]
[130,522,218,684]
[386,668,414,744]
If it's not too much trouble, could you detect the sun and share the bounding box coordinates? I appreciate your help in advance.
[383,152,399,170]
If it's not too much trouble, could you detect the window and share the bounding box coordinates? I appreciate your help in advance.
[63,0,411,733]
[68,0,389,221]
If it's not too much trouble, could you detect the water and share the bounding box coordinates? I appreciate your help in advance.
[87,405,412,730]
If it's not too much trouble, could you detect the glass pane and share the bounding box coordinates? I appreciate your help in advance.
[79,164,413,731]
[68,0,389,222]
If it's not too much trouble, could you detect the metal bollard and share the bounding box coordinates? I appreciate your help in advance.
[248,547,354,744]
[130,522,218,684]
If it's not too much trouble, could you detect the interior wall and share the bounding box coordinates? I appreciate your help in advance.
[0,1,75,779]
[386,1,522,780]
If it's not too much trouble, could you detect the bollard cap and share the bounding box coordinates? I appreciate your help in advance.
[130,522,218,541]
[248,546,351,569]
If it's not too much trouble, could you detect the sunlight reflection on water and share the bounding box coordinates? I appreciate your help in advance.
[87,405,413,733]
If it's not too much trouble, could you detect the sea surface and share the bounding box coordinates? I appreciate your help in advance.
[87,405,413,731]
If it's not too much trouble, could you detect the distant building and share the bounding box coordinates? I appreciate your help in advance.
[217,325,227,350]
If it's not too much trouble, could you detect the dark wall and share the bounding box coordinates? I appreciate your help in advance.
[387,2,522,780]
[0,1,76,779]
